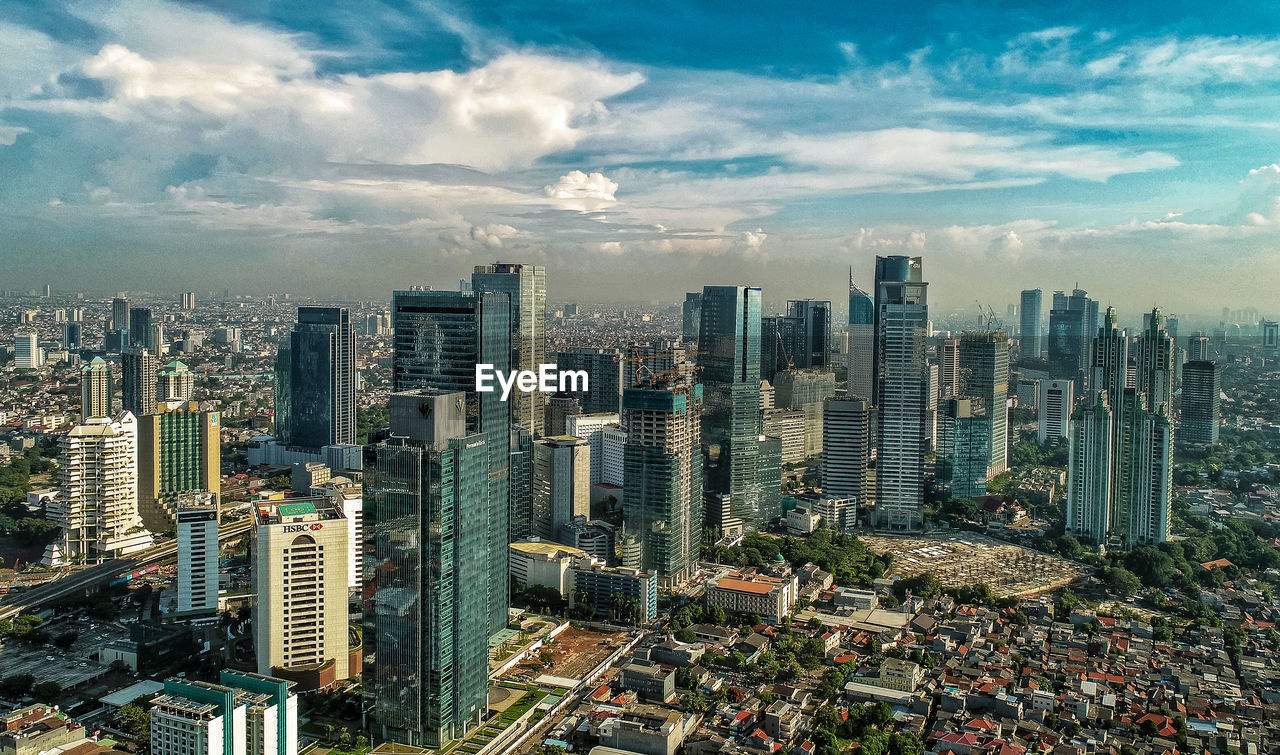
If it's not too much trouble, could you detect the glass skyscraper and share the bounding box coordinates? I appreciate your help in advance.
[471,263,546,436]
[847,273,875,402]
[958,330,1010,477]
[1019,289,1042,359]
[1180,360,1220,446]
[1047,289,1098,390]
[936,397,991,499]
[278,307,356,449]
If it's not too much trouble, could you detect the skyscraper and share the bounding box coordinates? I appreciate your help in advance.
[1036,379,1074,445]
[1187,332,1211,362]
[697,285,766,528]
[13,330,41,369]
[682,292,703,343]
[158,359,195,401]
[364,391,491,747]
[63,322,82,351]
[622,378,703,585]
[785,299,832,369]
[1020,289,1042,359]
[180,291,196,310]
[1066,391,1113,543]
[472,262,547,436]
[821,397,874,505]
[1180,360,1220,446]
[136,401,221,532]
[81,356,112,421]
[150,672,297,755]
[176,493,218,615]
[556,348,623,413]
[1047,289,1097,389]
[279,307,356,450]
[935,397,990,499]
[847,273,875,401]
[1136,308,1175,410]
[873,256,929,530]
[392,288,510,633]
[937,337,960,399]
[533,435,590,541]
[129,307,153,350]
[958,330,1010,477]
[773,369,836,459]
[111,296,131,333]
[121,346,158,417]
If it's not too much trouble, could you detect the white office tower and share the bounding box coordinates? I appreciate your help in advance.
[566,413,621,485]
[177,493,219,615]
[1036,379,1074,444]
[601,426,626,487]
[150,671,297,755]
[44,411,153,565]
[317,479,362,591]
[14,330,42,369]
[1066,391,1113,543]
[821,397,874,505]
[533,436,591,541]
[253,498,351,689]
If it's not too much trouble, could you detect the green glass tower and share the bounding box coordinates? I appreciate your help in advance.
[936,398,990,499]
[471,263,547,436]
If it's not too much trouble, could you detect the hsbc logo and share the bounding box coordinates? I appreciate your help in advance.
[283,523,324,533]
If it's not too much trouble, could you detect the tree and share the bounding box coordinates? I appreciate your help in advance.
[709,605,728,625]
[1104,567,1142,598]
[339,728,353,747]
[0,673,34,696]
[890,731,925,755]
[860,729,890,755]
[676,627,697,643]
[813,704,841,732]
[53,630,78,651]
[538,650,555,666]
[323,724,335,742]
[120,703,150,740]
[32,682,61,703]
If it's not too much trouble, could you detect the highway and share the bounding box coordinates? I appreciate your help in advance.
[0,519,252,622]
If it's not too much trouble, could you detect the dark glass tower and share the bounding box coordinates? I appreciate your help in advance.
[682,292,703,343]
[129,307,153,350]
[121,346,158,417]
[280,307,356,449]
[1180,361,1220,445]
[1019,289,1042,359]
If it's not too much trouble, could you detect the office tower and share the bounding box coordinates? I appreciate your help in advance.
[601,426,626,487]
[1180,361,1221,445]
[121,346,159,417]
[697,285,765,528]
[757,435,783,523]
[937,337,960,399]
[129,307,153,350]
[785,299,833,368]
[1037,379,1074,444]
[363,391,492,747]
[158,359,195,401]
[392,288,510,634]
[621,378,703,585]
[556,348,623,413]
[13,330,41,369]
[136,401,221,532]
[1020,289,1042,359]
[272,344,291,444]
[773,369,836,459]
[821,397,874,505]
[42,283,51,297]
[1066,391,1113,543]
[925,362,939,452]
[111,296,131,332]
[935,398,990,499]
[958,330,1010,477]
[278,307,356,449]
[1136,308,1175,410]
[621,341,682,389]
[472,262,547,436]
[763,409,806,464]
[544,392,582,436]
[105,328,127,353]
[1119,393,1173,546]
[318,480,363,592]
[508,427,535,541]
[176,493,218,615]
[253,497,350,689]
[1089,307,1131,527]
[847,274,875,401]
[533,436,590,541]
[566,413,622,485]
[873,256,929,530]
[682,292,703,343]
[70,307,84,321]
[761,315,799,382]
[1264,320,1280,351]
[44,411,153,564]
[151,324,165,353]
[180,291,197,310]
[150,671,297,755]
[62,322,81,351]
[1187,332,1211,362]
[81,356,112,421]
[1047,289,1096,389]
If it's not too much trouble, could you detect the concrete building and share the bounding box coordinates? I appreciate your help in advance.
[821,397,873,504]
[704,570,797,623]
[158,360,195,402]
[176,493,218,615]
[316,480,362,591]
[566,413,622,485]
[508,539,588,596]
[762,410,806,465]
[81,357,112,421]
[13,331,41,369]
[533,436,590,542]
[136,401,221,533]
[0,705,92,755]
[773,369,836,459]
[1036,379,1074,445]
[121,346,159,418]
[149,671,297,755]
[619,662,676,704]
[571,561,658,623]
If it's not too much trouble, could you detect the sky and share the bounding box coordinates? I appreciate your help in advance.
[2,0,1280,317]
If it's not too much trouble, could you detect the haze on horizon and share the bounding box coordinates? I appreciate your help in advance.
[2,0,1279,316]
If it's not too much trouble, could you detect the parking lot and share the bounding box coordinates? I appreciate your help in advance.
[0,618,132,692]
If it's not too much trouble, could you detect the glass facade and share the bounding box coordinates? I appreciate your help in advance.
[286,307,356,449]
[471,263,546,436]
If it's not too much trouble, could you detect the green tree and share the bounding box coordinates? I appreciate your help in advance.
[1104,567,1142,598]
[120,703,150,739]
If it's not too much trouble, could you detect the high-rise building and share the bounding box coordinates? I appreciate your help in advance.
[472,262,547,436]
[253,497,351,690]
[121,346,159,417]
[1036,379,1074,445]
[1019,289,1043,359]
[1180,360,1221,446]
[556,348,623,413]
[821,397,874,505]
[1066,391,1113,543]
[13,330,41,369]
[158,359,195,401]
[136,401,221,532]
[277,307,356,450]
[363,390,492,747]
[697,285,765,528]
[176,493,219,615]
[508,427,535,541]
[44,411,153,564]
[1187,332,1211,362]
[129,307,153,350]
[533,436,590,541]
[958,330,1010,477]
[392,288,510,634]
[773,369,836,459]
[873,255,929,530]
[81,356,112,421]
[937,337,960,399]
[180,291,197,311]
[682,292,703,343]
[1263,320,1280,352]
[1136,308,1175,410]
[566,413,622,485]
[149,672,297,755]
[62,322,82,351]
[111,296,131,332]
[846,273,875,401]
[1047,289,1097,389]
[544,392,583,436]
[621,378,703,585]
[935,397,990,499]
[785,299,832,369]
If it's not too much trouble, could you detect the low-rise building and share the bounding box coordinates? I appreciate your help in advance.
[571,560,658,622]
[508,538,588,596]
[705,570,797,623]
[619,661,676,703]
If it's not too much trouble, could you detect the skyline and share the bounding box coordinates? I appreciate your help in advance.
[3,1,1280,310]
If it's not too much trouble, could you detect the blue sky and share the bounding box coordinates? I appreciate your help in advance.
[2,0,1280,316]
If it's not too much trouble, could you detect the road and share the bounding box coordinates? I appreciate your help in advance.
[0,519,252,622]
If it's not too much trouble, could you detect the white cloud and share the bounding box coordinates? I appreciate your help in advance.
[544,170,619,211]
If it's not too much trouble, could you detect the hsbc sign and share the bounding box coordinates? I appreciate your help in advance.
[282,523,324,533]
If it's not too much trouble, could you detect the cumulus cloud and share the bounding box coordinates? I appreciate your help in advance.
[544,170,619,211]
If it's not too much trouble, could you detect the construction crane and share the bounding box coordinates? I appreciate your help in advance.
[776,328,795,374]
[618,348,704,387]
[974,300,1004,332]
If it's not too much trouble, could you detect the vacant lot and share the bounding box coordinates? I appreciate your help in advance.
[512,625,629,683]
[861,532,1084,598]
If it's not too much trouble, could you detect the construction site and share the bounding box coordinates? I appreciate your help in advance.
[861,532,1085,598]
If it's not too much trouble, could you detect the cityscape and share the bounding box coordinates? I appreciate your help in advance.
[3,4,1280,755]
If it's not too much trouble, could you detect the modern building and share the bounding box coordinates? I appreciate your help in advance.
[958,330,1010,477]
[557,348,623,414]
[129,308,153,350]
[13,330,41,369]
[158,360,195,402]
[847,273,875,402]
[682,292,703,343]
[533,436,590,541]
[762,410,806,465]
[784,299,832,369]
[391,288,510,634]
[773,369,836,459]
[508,427,535,541]
[873,255,929,530]
[508,539,587,595]
[937,337,959,400]
[363,391,492,748]
[566,413,621,485]
[316,479,363,592]
[149,671,297,755]
[571,561,658,623]
[121,346,159,417]
[62,322,82,351]
[111,297,130,333]
[1036,379,1074,444]
[1187,332,1211,362]
[44,412,153,564]
[136,401,221,533]
[176,493,218,615]
[1020,289,1043,359]
[935,398,990,499]
[1066,391,1113,544]
[276,307,356,450]
[253,497,351,690]
[1180,360,1221,446]
[704,569,797,624]
[81,356,112,421]
[1047,289,1098,390]
[180,292,197,311]
[544,392,582,436]
[472,262,547,436]
[601,426,627,488]
[1263,320,1279,352]
[821,397,873,504]
[1136,308,1175,410]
